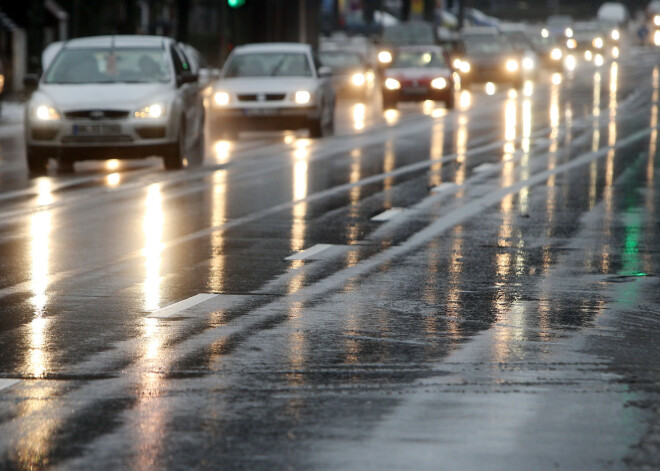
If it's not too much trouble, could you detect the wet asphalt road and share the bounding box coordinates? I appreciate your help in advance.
[0,46,660,470]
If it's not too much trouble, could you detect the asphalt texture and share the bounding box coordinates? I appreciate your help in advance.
[0,46,659,470]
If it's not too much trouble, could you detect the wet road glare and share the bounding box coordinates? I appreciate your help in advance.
[0,45,660,470]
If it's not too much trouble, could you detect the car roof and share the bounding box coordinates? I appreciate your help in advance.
[232,43,312,54]
[60,35,171,49]
[395,45,444,52]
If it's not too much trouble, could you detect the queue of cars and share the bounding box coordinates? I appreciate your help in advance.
[21,10,630,174]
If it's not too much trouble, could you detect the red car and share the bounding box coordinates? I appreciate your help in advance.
[382,45,457,110]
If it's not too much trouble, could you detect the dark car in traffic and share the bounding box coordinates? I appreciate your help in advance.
[318,49,374,100]
[459,35,525,88]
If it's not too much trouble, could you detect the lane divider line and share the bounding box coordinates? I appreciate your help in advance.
[371,208,407,222]
[285,244,334,261]
[147,293,219,319]
[431,183,459,193]
[0,379,20,392]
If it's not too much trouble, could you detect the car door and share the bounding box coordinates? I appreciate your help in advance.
[170,44,200,143]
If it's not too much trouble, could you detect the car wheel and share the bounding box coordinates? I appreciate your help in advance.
[308,117,323,138]
[383,96,397,110]
[191,126,205,166]
[26,146,48,174]
[57,158,75,174]
[163,123,185,170]
[445,92,455,110]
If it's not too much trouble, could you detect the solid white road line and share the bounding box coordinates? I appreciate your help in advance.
[285,244,334,261]
[0,379,20,392]
[371,208,406,222]
[147,293,219,318]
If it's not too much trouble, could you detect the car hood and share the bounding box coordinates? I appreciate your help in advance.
[33,83,175,112]
[214,77,319,93]
[386,67,451,79]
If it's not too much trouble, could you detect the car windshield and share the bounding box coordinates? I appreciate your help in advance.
[225,53,312,78]
[390,50,447,68]
[318,52,363,69]
[464,39,511,55]
[383,24,435,45]
[44,47,171,84]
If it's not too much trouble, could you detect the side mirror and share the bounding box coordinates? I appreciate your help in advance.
[177,71,198,86]
[24,74,40,94]
[318,66,332,78]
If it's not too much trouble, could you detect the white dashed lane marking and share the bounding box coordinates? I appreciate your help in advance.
[147,293,219,318]
[285,244,334,261]
[371,208,407,222]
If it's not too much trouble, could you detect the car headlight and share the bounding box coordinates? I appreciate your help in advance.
[655,15,660,26]
[550,47,563,61]
[565,27,573,38]
[384,78,401,90]
[294,90,311,104]
[213,92,230,106]
[567,38,577,49]
[585,50,593,61]
[522,57,535,70]
[611,29,620,41]
[34,105,61,121]
[593,37,603,49]
[352,73,366,86]
[431,77,447,89]
[453,58,462,69]
[378,50,393,64]
[459,61,471,73]
[505,59,519,72]
[134,103,166,119]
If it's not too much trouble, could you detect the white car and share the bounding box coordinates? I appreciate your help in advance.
[25,35,204,173]
[210,43,335,139]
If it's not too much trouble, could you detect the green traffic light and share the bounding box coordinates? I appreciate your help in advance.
[228,0,245,7]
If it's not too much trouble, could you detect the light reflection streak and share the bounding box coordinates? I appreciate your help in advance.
[107,172,121,187]
[589,71,602,209]
[143,184,164,311]
[209,170,228,292]
[213,140,232,165]
[428,119,445,188]
[459,90,471,111]
[645,67,658,274]
[106,159,119,171]
[543,74,561,273]
[383,140,396,207]
[289,140,310,289]
[422,99,435,115]
[384,109,399,125]
[444,226,463,339]
[519,97,532,213]
[601,60,619,273]
[353,103,366,130]
[454,115,468,190]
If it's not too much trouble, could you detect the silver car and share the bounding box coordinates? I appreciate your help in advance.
[25,35,204,173]
[210,43,335,139]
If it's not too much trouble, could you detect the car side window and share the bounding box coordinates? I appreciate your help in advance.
[312,52,323,76]
[170,45,188,76]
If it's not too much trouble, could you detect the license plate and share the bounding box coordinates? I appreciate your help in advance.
[72,124,121,136]
[403,86,428,95]
[244,108,278,117]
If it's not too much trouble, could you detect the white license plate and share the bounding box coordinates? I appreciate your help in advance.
[244,108,278,117]
[403,86,429,94]
[72,124,122,136]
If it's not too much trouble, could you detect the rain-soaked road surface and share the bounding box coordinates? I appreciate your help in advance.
[0,46,659,470]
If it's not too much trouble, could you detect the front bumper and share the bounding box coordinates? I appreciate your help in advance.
[382,85,452,102]
[210,105,319,131]
[25,115,177,160]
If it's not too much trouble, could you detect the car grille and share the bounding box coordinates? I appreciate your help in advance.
[237,94,286,102]
[64,110,130,120]
[62,135,133,143]
[399,78,431,87]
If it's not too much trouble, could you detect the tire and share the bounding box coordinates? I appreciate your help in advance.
[445,91,456,110]
[308,117,323,138]
[26,146,48,174]
[57,158,75,174]
[383,96,397,110]
[190,127,205,166]
[163,124,185,170]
